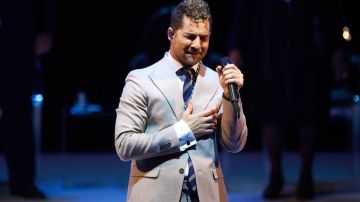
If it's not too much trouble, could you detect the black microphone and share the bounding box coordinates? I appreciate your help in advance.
[220,56,240,118]
[221,57,239,103]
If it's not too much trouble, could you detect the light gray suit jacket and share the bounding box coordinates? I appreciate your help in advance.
[115,56,247,202]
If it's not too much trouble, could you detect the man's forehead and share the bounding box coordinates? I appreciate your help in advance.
[180,16,210,30]
[182,15,209,25]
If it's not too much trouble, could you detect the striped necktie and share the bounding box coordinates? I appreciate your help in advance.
[181,68,194,108]
[177,67,197,192]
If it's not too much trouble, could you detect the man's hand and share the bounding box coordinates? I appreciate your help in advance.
[181,101,220,139]
[216,64,244,97]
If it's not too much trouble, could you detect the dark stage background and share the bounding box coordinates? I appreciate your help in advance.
[43,0,238,152]
[2,0,360,153]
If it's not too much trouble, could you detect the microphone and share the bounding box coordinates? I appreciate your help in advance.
[220,56,240,118]
[221,57,239,103]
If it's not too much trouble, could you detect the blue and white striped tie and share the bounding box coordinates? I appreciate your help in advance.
[182,68,194,108]
[187,154,197,192]
[179,67,197,192]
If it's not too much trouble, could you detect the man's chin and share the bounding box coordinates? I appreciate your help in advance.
[184,54,202,65]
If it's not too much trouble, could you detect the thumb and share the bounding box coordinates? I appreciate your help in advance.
[216,65,223,78]
[184,100,193,115]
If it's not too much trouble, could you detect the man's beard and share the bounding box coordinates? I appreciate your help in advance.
[182,52,204,67]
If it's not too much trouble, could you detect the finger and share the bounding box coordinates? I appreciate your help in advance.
[212,122,217,129]
[198,107,217,117]
[203,115,215,123]
[204,100,221,124]
[198,129,213,137]
[211,122,217,129]
[216,65,223,77]
[223,64,240,73]
[204,123,216,130]
[224,78,237,85]
[212,113,218,124]
[226,80,244,89]
[202,128,215,135]
[222,64,238,72]
[224,72,243,83]
[184,100,193,115]
[224,73,234,80]
[223,69,239,79]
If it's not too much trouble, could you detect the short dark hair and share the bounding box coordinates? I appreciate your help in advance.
[170,0,212,31]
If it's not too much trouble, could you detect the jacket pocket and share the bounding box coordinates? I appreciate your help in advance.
[131,167,160,178]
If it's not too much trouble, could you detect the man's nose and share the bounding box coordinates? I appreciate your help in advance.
[191,36,201,50]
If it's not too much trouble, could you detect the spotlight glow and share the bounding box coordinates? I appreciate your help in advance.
[32,93,44,106]
[354,95,360,103]
[342,26,352,41]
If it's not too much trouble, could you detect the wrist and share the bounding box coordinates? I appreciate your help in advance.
[222,92,231,101]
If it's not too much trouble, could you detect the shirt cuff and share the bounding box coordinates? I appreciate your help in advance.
[174,120,197,151]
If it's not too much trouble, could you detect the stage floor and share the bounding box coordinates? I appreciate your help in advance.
[1,151,359,202]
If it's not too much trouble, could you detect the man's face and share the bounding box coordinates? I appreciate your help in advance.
[170,16,211,67]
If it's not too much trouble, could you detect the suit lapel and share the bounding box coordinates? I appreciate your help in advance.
[148,58,219,119]
[148,58,184,120]
[191,64,219,113]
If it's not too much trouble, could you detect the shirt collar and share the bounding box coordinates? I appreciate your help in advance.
[165,51,200,73]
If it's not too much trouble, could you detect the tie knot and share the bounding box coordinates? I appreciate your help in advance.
[176,67,195,80]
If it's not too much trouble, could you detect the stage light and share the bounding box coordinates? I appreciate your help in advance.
[342,26,352,42]
[32,93,44,106]
[354,95,360,103]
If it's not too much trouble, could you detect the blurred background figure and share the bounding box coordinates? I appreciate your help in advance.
[227,0,329,199]
[70,91,102,116]
[328,37,360,180]
[129,4,223,71]
[129,6,174,71]
[0,0,55,199]
[329,43,360,109]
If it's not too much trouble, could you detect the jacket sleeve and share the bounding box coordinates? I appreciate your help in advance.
[114,70,181,161]
[218,94,248,153]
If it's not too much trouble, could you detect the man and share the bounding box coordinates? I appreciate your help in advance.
[0,0,54,199]
[115,0,247,201]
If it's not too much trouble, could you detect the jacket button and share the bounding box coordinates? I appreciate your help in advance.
[179,168,184,174]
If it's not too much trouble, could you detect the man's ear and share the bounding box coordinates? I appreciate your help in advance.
[167,27,174,41]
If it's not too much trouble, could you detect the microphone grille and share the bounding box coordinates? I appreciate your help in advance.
[220,57,233,67]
